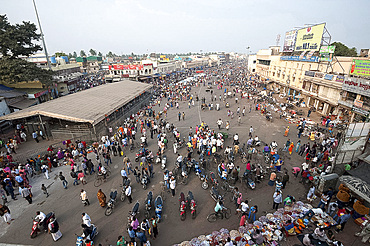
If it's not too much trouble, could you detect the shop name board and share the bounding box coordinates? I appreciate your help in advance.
[305,71,315,77]
[280,56,319,62]
[352,106,369,116]
[336,75,345,82]
[109,64,144,70]
[324,74,333,80]
[342,78,370,97]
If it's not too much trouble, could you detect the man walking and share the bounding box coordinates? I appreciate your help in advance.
[32,131,39,143]
[80,189,90,206]
[125,184,132,203]
[121,167,128,184]
[178,112,181,121]
[20,186,32,204]
[282,171,289,189]
[273,190,282,210]
[41,184,49,197]
[58,172,68,189]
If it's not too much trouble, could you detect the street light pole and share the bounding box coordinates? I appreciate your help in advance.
[32,0,52,70]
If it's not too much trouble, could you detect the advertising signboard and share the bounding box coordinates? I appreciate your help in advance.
[319,45,335,62]
[283,30,297,52]
[295,23,326,52]
[349,60,370,77]
[280,56,319,62]
[336,75,345,82]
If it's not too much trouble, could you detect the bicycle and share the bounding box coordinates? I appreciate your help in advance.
[160,181,170,201]
[94,170,111,187]
[207,207,231,222]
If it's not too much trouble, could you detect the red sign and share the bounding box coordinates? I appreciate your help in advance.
[196,70,204,73]
[34,90,48,98]
[111,64,144,70]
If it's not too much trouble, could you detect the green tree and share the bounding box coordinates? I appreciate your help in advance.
[98,52,102,57]
[0,14,53,86]
[107,51,114,57]
[72,51,77,58]
[80,50,86,57]
[89,49,96,56]
[68,53,72,59]
[331,42,357,57]
[54,52,67,57]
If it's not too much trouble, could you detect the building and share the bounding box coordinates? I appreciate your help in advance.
[76,56,103,74]
[255,46,369,120]
[0,80,153,141]
[247,54,257,73]
[52,63,84,95]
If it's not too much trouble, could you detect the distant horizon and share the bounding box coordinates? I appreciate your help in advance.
[2,0,368,56]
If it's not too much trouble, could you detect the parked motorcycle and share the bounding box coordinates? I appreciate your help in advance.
[242,171,256,190]
[105,190,117,216]
[155,195,163,222]
[187,191,197,219]
[179,192,187,221]
[30,212,55,238]
[145,191,153,219]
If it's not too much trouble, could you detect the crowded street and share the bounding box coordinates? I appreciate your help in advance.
[0,61,364,246]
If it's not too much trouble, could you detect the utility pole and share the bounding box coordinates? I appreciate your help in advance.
[32,0,52,70]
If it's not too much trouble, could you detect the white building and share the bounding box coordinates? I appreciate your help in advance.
[247,54,257,73]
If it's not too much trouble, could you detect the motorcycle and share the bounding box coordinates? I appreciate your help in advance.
[195,163,208,189]
[127,201,140,225]
[30,212,55,238]
[187,191,197,219]
[161,155,167,170]
[145,191,153,219]
[105,190,117,216]
[135,148,149,162]
[179,192,187,221]
[155,195,163,222]
[210,186,224,202]
[242,171,256,190]
[264,152,270,164]
[140,173,149,190]
[76,224,98,246]
[121,178,131,202]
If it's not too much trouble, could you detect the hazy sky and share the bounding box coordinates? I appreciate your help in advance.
[1,0,369,56]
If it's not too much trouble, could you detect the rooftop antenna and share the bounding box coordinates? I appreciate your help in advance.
[32,0,51,70]
[276,34,281,46]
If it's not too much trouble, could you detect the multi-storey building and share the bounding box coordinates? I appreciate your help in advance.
[255,46,369,122]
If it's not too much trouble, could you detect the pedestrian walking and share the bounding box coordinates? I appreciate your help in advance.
[282,171,289,189]
[150,216,158,239]
[273,190,282,210]
[170,176,176,197]
[48,217,62,241]
[70,170,79,185]
[41,184,49,197]
[125,184,132,203]
[80,189,90,206]
[284,126,290,137]
[97,189,106,207]
[178,112,181,121]
[32,131,39,143]
[136,228,148,246]
[41,164,49,179]
[20,185,32,204]
[58,172,68,189]
[121,167,128,184]
[0,188,7,205]
[182,112,185,120]
[0,204,13,224]
[128,226,136,243]
[117,235,127,246]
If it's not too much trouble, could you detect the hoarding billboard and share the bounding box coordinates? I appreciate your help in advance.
[349,59,370,77]
[294,23,325,52]
[282,30,297,52]
[319,45,336,62]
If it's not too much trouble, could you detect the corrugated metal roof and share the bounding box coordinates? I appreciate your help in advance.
[0,80,152,125]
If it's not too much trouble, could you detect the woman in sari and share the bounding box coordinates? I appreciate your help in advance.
[288,142,294,155]
[284,126,290,137]
[97,189,106,207]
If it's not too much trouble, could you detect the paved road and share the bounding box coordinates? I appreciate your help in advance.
[0,83,362,246]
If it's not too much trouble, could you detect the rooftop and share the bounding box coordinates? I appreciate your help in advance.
[0,80,152,125]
